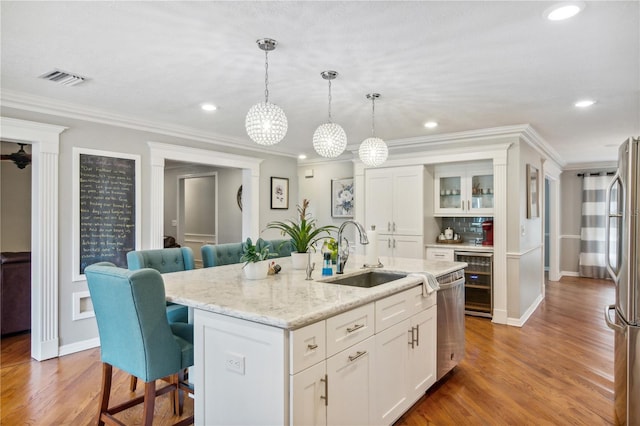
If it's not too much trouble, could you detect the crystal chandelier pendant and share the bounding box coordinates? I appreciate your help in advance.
[245,38,288,146]
[313,122,347,158]
[359,137,388,167]
[313,71,347,158]
[358,93,388,167]
[246,101,288,146]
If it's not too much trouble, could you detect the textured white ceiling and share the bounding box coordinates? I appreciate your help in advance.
[1,1,638,165]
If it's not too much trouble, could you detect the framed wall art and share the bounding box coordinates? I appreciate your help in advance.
[526,164,539,219]
[331,177,354,218]
[270,177,289,209]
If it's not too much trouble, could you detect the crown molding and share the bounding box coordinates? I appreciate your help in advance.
[346,123,567,168]
[562,161,617,171]
[1,89,297,159]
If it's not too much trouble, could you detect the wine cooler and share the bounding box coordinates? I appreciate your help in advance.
[454,251,493,318]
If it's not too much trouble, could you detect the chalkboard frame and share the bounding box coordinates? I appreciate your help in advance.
[72,148,141,282]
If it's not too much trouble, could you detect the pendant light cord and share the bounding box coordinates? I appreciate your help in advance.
[371,96,376,136]
[264,50,269,103]
[327,79,333,122]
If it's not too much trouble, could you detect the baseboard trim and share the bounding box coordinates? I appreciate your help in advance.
[58,337,100,357]
[561,271,580,277]
[507,294,544,327]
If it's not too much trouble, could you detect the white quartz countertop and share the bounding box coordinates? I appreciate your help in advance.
[425,242,494,252]
[162,254,465,330]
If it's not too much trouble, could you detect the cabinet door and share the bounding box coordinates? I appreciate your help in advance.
[291,362,327,426]
[408,306,437,401]
[365,169,393,233]
[373,319,411,425]
[434,172,464,215]
[392,167,423,235]
[468,171,494,215]
[392,235,423,259]
[377,235,393,258]
[326,337,374,426]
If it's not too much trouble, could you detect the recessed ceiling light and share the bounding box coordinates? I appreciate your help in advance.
[201,103,217,111]
[424,121,438,129]
[545,2,585,21]
[298,154,307,160]
[574,99,596,108]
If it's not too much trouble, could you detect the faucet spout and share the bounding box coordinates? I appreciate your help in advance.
[336,220,369,274]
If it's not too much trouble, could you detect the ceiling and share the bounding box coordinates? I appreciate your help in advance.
[1,1,638,166]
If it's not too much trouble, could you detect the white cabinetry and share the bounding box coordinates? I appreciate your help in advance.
[195,286,436,426]
[290,304,374,426]
[365,166,424,258]
[372,286,437,425]
[425,247,455,261]
[434,163,493,216]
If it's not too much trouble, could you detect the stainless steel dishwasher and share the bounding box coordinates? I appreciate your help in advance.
[436,268,466,380]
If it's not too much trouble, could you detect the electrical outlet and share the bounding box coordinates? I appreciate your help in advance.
[225,351,245,375]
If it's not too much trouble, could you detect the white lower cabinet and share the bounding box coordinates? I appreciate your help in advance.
[195,287,436,426]
[373,300,437,425]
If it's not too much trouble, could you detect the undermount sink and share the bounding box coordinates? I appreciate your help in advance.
[323,270,407,288]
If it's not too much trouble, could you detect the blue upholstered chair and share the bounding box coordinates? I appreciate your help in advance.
[127,247,194,324]
[84,262,194,425]
[258,239,293,258]
[201,242,244,268]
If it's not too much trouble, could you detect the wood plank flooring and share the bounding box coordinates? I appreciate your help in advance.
[1,276,615,425]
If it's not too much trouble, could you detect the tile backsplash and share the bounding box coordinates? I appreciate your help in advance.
[439,217,491,243]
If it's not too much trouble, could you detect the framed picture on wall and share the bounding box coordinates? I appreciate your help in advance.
[271,177,289,209]
[527,164,539,218]
[331,177,354,218]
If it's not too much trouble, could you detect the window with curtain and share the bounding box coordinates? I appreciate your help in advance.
[578,174,615,278]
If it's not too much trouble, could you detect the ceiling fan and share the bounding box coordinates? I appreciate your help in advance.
[1,142,32,169]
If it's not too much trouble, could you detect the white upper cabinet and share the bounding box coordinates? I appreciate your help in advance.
[365,166,424,258]
[434,162,494,216]
[365,166,424,235]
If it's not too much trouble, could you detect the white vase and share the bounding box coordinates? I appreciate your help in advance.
[290,252,309,270]
[243,260,269,280]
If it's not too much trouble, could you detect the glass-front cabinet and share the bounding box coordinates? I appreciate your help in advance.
[434,163,494,216]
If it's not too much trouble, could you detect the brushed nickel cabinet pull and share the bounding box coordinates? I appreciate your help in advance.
[388,239,391,248]
[387,221,391,232]
[415,324,420,346]
[346,323,364,333]
[307,343,318,350]
[468,200,470,210]
[408,328,414,349]
[348,350,367,362]
[320,374,328,406]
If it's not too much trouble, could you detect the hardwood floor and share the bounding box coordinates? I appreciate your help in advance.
[1,276,615,425]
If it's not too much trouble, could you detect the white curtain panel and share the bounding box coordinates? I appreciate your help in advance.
[578,174,615,278]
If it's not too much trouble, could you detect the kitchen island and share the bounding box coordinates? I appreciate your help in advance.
[162,254,465,426]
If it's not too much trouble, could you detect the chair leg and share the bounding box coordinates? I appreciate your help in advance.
[97,363,112,426]
[129,375,138,392]
[142,381,156,426]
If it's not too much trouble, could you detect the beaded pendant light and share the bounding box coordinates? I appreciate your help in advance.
[358,93,388,167]
[245,38,288,146]
[313,71,347,158]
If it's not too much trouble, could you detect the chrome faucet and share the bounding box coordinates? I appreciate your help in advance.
[336,220,369,274]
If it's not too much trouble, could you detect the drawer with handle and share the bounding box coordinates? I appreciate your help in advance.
[426,247,454,261]
[326,303,374,357]
[290,320,326,374]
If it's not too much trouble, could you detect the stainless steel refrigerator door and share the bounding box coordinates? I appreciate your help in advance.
[606,305,640,425]
[606,138,639,325]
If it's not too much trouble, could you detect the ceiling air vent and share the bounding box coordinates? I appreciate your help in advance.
[39,69,87,86]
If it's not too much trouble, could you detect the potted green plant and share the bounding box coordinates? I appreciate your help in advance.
[240,238,274,279]
[266,199,336,269]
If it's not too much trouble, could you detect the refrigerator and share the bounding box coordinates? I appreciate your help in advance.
[604,137,639,426]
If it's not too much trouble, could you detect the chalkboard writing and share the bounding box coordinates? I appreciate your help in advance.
[79,154,136,274]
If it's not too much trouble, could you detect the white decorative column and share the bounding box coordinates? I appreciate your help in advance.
[149,154,165,248]
[0,117,66,361]
[492,151,509,324]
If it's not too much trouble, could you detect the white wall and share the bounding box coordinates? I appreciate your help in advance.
[1,141,32,251]
[1,106,298,350]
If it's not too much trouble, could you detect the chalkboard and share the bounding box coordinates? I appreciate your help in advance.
[78,153,137,274]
